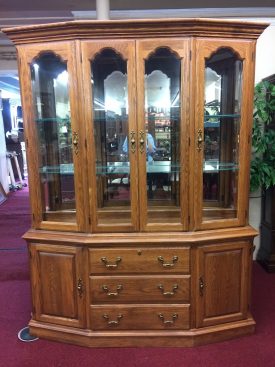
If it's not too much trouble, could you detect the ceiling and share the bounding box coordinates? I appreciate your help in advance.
[0,0,275,97]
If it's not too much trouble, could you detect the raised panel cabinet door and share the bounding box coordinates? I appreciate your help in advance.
[30,243,85,328]
[81,40,139,233]
[17,42,86,232]
[196,241,250,328]
[193,39,255,230]
[136,39,190,232]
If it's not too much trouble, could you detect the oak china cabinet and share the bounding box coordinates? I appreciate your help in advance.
[3,18,268,347]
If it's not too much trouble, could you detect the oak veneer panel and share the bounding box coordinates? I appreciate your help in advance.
[39,252,77,318]
[196,241,250,328]
[90,304,190,330]
[90,275,190,303]
[30,243,85,328]
[89,247,190,274]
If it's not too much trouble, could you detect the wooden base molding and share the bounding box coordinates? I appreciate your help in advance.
[29,316,255,348]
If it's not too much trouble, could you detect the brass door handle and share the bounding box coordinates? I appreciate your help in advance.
[130,131,136,153]
[139,130,145,153]
[101,256,122,269]
[158,313,178,325]
[77,278,84,297]
[158,284,178,296]
[73,131,79,155]
[103,314,123,326]
[197,129,203,151]
[102,284,123,297]
[157,255,178,268]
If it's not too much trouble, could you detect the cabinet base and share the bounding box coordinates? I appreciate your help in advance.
[29,316,255,348]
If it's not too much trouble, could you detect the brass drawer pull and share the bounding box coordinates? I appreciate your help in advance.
[139,130,145,153]
[102,284,123,297]
[158,313,178,325]
[101,256,122,269]
[157,255,178,268]
[158,284,178,296]
[103,313,123,326]
[197,129,203,151]
[130,130,136,153]
[77,278,84,298]
[73,131,79,155]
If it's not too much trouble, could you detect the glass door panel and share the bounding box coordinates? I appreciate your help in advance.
[145,48,181,223]
[31,52,76,223]
[203,48,242,221]
[89,47,136,228]
[137,40,189,230]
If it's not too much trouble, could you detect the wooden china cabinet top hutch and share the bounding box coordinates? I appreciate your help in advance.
[4,18,268,347]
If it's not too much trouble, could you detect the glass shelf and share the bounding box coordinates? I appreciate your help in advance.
[49,162,181,175]
[40,161,237,176]
[204,114,240,118]
[203,161,238,172]
[35,118,70,123]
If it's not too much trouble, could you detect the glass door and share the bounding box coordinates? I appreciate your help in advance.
[19,42,85,231]
[194,40,254,230]
[81,41,138,232]
[136,39,189,231]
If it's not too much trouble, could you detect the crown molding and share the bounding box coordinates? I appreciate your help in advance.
[3,18,269,45]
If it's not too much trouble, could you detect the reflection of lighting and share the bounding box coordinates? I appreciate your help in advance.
[94,98,105,108]
[56,70,68,85]
[171,92,179,107]
[33,63,39,71]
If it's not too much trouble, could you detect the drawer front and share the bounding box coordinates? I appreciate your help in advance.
[90,275,190,303]
[90,305,190,330]
[89,247,190,274]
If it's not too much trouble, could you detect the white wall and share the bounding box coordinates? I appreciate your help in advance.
[255,22,275,83]
[249,21,275,258]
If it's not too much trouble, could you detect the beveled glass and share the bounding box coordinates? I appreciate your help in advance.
[91,49,131,225]
[144,48,181,224]
[203,48,243,221]
[31,53,76,222]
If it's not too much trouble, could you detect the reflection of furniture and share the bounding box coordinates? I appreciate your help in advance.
[257,74,275,272]
[4,18,267,348]
[6,151,24,190]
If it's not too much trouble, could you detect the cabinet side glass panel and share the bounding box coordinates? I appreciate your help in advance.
[91,49,131,225]
[203,48,242,221]
[30,53,76,223]
[144,48,181,224]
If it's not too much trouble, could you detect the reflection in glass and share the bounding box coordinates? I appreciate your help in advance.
[203,48,242,220]
[31,53,76,222]
[91,49,131,225]
[144,48,181,223]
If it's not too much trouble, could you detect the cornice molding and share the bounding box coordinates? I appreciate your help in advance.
[2,18,269,45]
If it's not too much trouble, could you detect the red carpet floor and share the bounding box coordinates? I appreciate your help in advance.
[1,188,275,367]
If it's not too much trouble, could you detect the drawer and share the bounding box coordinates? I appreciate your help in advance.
[89,247,190,274]
[90,305,190,330]
[90,275,190,303]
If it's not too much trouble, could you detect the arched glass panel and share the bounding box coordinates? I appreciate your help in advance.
[203,48,242,220]
[31,53,76,223]
[91,49,131,225]
[144,48,181,223]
